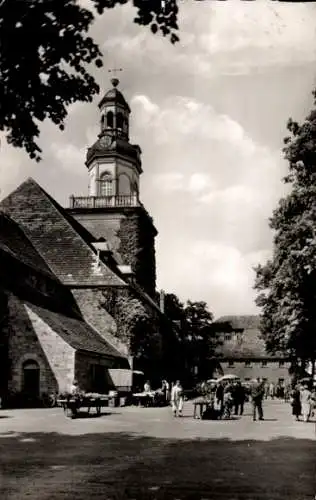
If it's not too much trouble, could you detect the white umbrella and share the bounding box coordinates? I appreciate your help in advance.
[217,374,240,383]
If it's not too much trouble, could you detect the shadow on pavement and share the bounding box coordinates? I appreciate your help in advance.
[69,411,121,419]
[0,430,315,499]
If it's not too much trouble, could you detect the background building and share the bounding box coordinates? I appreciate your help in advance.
[214,315,291,386]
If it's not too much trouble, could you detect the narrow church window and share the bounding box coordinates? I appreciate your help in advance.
[107,111,114,128]
[116,112,124,130]
[262,360,267,367]
[228,360,234,367]
[99,172,112,197]
[101,114,105,129]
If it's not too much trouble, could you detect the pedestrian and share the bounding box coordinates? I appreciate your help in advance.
[300,384,312,423]
[223,384,233,419]
[161,380,170,404]
[171,380,184,417]
[269,382,275,400]
[251,377,265,421]
[70,379,80,396]
[144,380,151,393]
[290,385,301,421]
[216,382,224,413]
[234,381,246,416]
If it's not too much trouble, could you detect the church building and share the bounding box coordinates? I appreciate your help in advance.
[0,78,178,406]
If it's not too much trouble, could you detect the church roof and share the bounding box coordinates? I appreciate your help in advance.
[86,137,141,171]
[215,315,260,331]
[25,301,127,361]
[0,212,56,279]
[0,178,127,287]
[214,315,286,359]
[98,86,130,112]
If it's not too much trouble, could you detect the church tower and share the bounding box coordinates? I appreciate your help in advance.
[67,78,157,297]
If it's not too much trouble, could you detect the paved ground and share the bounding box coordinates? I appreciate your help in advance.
[0,400,315,500]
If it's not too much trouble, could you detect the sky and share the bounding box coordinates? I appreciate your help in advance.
[1,1,316,317]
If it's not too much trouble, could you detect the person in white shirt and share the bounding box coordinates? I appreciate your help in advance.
[300,385,312,422]
[144,381,151,393]
[70,379,80,396]
[171,380,184,417]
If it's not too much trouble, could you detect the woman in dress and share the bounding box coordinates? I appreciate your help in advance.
[290,385,301,421]
[300,384,312,423]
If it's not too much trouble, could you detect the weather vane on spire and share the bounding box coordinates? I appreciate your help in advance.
[108,67,123,87]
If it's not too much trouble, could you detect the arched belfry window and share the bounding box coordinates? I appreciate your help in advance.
[107,111,114,128]
[99,172,113,196]
[101,114,105,129]
[116,112,124,130]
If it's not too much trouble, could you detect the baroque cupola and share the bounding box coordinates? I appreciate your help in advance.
[85,78,142,198]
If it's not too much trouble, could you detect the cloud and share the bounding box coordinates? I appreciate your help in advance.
[133,94,258,156]
[153,172,214,194]
[99,2,316,78]
[156,239,272,315]
[50,143,86,174]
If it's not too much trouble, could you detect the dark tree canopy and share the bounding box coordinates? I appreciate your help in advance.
[254,90,316,373]
[0,0,179,160]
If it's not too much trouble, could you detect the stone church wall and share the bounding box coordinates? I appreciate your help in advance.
[7,294,74,395]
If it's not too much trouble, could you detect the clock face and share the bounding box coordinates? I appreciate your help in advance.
[100,135,112,148]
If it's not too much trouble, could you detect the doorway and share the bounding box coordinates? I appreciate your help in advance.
[22,360,40,398]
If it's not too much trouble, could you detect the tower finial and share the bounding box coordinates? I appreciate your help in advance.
[108,68,123,88]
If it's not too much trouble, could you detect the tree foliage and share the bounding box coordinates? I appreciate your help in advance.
[0,0,179,160]
[162,294,223,381]
[254,89,316,370]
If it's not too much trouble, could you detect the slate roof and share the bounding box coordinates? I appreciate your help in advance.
[25,301,127,361]
[214,315,286,359]
[0,179,127,287]
[0,212,56,279]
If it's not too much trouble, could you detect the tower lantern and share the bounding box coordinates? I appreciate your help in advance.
[84,78,142,198]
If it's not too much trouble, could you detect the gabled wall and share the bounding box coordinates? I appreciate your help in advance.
[7,294,75,395]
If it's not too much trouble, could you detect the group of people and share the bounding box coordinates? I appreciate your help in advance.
[290,383,316,422]
[201,378,265,421]
[142,379,184,416]
[265,381,291,401]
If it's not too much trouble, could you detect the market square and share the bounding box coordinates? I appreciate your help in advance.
[0,399,315,500]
